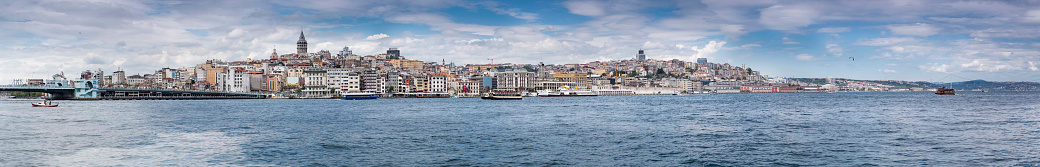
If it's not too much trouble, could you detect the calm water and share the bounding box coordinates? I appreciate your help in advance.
[1,92,1039,166]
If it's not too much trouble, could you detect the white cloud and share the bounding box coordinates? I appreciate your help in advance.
[365,33,389,40]
[887,23,940,37]
[817,27,850,33]
[782,37,799,44]
[688,41,727,60]
[760,5,819,31]
[855,37,919,46]
[919,63,949,73]
[795,54,814,60]
[563,0,606,16]
[826,44,843,57]
[1022,10,1040,23]
[879,69,897,73]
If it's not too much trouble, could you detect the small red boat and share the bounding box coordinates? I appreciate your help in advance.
[31,101,58,107]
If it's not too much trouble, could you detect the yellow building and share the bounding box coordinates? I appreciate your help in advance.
[553,73,589,89]
[389,59,424,69]
[593,68,608,75]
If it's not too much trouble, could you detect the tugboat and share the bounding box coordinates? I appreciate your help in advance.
[935,87,955,95]
[341,92,379,100]
[481,92,523,100]
[31,100,59,107]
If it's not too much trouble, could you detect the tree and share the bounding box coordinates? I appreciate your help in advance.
[656,68,666,76]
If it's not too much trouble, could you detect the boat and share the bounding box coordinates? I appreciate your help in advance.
[341,92,379,100]
[981,89,990,92]
[481,92,523,100]
[538,87,598,97]
[935,87,955,95]
[31,101,59,107]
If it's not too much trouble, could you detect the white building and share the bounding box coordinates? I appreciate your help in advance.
[302,67,328,97]
[428,74,447,92]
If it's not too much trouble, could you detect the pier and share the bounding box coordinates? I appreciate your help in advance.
[0,82,266,100]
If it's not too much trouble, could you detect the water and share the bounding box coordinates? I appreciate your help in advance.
[2,92,1039,166]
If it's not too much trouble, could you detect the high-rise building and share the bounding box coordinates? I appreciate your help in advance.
[113,70,126,84]
[387,48,400,59]
[297,31,308,55]
[697,58,708,64]
[339,47,351,56]
[637,50,646,61]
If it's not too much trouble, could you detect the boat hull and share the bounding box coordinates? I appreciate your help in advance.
[481,96,522,100]
[31,103,58,107]
[342,96,379,100]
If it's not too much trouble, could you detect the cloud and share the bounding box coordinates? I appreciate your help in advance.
[817,27,850,33]
[795,54,814,60]
[887,23,940,37]
[919,63,949,73]
[826,44,843,57]
[760,5,819,31]
[564,0,606,16]
[879,69,897,73]
[855,37,919,46]
[689,41,727,59]
[970,28,1040,39]
[366,33,389,40]
[1022,10,1040,23]
[782,37,799,44]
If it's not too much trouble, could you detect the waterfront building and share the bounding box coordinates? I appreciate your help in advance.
[361,70,382,93]
[429,74,447,92]
[553,73,590,89]
[266,75,282,92]
[302,67,328,97]
[495,71,536,91]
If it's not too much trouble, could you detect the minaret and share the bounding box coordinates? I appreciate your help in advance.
[297,31,308,56]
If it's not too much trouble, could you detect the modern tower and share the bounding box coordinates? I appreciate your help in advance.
[297,31,308,56]
[637,49,646,61]
[387,48,400,59]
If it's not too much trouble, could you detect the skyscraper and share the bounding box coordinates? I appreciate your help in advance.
[697,58,708,64]
[637,50,646,61]
[387,48,400,59]
[297,31,308,55]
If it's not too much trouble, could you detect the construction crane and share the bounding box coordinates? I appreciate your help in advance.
[487,58,494,65]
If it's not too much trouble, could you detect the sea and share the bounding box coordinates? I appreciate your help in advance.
[1,91,1038,166]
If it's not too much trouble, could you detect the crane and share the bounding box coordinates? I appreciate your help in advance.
[487,58,494,65]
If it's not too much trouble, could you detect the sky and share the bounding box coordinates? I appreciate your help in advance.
[2,0,1040,83]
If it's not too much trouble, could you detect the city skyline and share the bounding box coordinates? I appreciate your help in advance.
[3,0,1040,83]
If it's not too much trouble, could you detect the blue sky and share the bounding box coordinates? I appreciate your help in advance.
[2,0,1040,82]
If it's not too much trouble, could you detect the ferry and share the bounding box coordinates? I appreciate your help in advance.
[341,92,379,100]
[538,87,598,97]
[481,92,523,100]
[935,87,955,95]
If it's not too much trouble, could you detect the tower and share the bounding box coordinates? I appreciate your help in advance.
[271,48,278,60]
[297,31,308,56]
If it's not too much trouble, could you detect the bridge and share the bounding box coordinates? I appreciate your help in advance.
[1,80,267,100]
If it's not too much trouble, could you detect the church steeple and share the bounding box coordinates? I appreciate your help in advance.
[296,30,308,55]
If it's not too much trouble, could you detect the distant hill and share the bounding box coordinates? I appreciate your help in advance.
[787,78,1040,91]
